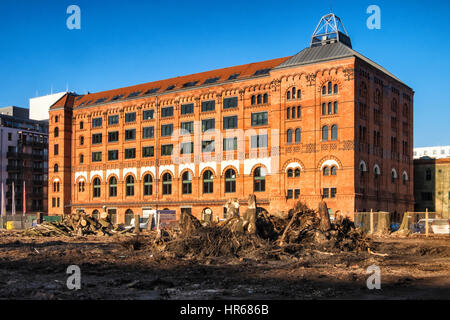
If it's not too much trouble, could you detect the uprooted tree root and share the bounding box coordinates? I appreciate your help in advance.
[150,202,372,260]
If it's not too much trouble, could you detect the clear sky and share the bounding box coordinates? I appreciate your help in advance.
[0,0,448,147]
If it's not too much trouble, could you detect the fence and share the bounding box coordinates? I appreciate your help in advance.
[0,215,38,230]
[354,209,442,235]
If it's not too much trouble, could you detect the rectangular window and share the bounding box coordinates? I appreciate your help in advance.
[54,144,59,155]
[331,188,337,198]
[124,148,136,159]
[421,192,433,201]
[181,103,194,115]
[202,140,215,153]
[125,112,136,123]
[143,109,154,120]
[161,106,174,118]
[251,134,268,148]
[202,119,215,132]
[323,188,329,198]
[108,150,119,161]
[92,152,102,162]
[161,144,173,156]
[287,190,293,199]
[223,115,238,130]
[108,131,119,142]
[251,112,268,126]
[294,189,300,199]
[223,97,238,109]
[201,100,215,112]
[161,124,173,137]
[92,117,102,128]
[142,146,154,158]
[181,121,194,134]
[180,142,194,154]
[223,137,238,151]
[142,126,154,139]
[92,133,102,145]
[108,115,119,125]
[125,129,136,141]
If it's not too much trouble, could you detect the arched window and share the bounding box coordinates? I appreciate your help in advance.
[287,169,293,178]
[334,84,338,94]
[80,121,84,130]
[287,107,291,120]
[287,91,291,100]
[297,106,301,118]
[125,209,134,226]
[295,128,301,144]
[294,168,300,177]
[143,174,153,196]
[322,126,329,141]
[126,175,134,196]
[93,178,101,198]
[359,82,367,98]
[55,116,59,123]
[291,87,296,100]
[80,136,84,145]
[286,129,293,144]
[79,154,84,164]
[292,106,296,119]
[54,164,58,173]
[328,102,332,115]
[334,101,338,114]
[374,166,381,179]
[182,171,192,194]
[253,167,266,192]
[203,170,213,194]
[263,93,268,104]
[328,82,332,94]
[331,166,337,176]
[54,127,59,137]
[375,89,381,104]
[331,125,338,140]
[257,94,262,104]
[323,167,330,176]
[297,89,302,99]
[225,169,236,193]
[391,170,397,183]
[162,173,172,195]
[322,86,326,95]
[109,176,117,197]
[402,172,408,185]
[322,103,327,115]
[251,95,256,105]
[392,98,398,112]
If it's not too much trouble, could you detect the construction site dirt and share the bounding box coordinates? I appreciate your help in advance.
[0,232,449,300]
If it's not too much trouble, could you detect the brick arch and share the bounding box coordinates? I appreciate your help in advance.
[52,176,62,184]
[200,167,217,178]
[179,168,194,180]
[250,163,268,176]
[282,158,305,172]
[107,174,119,184]
[123,173,137,184]
[160,170,174,180]
[140,170,155,182]
[317,77,343,94]
[74,176,85,184]
[91,175,103,184]
[221,165,239,177]
[317,155,343,170]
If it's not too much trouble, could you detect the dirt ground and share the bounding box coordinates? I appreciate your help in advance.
[0,230,449,300]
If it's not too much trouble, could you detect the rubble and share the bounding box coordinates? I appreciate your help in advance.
[23,209,134,237]
[149,199,371,260]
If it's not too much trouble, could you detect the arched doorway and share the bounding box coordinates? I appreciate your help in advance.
[125,209,134,226]
[202,208,213,222]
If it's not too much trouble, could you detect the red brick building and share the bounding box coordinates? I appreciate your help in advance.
[48,13,414,223]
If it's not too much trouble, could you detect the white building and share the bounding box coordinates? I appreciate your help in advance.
[29,92,67,121]
[414,146,450,159]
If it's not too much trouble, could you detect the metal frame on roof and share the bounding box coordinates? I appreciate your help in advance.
[310,13,352,48]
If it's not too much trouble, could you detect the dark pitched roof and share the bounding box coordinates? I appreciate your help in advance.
[72,57,291,109]
[275,42,408,87]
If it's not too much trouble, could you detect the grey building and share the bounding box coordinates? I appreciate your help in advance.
[0,106,48,214]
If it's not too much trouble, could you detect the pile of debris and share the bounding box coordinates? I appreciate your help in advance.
[150,196,371,260]
[24,210,133,237]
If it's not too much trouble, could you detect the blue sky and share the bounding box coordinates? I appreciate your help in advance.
[0,0,448,147]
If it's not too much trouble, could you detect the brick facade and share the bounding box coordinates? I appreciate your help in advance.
[48,30,414,223]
